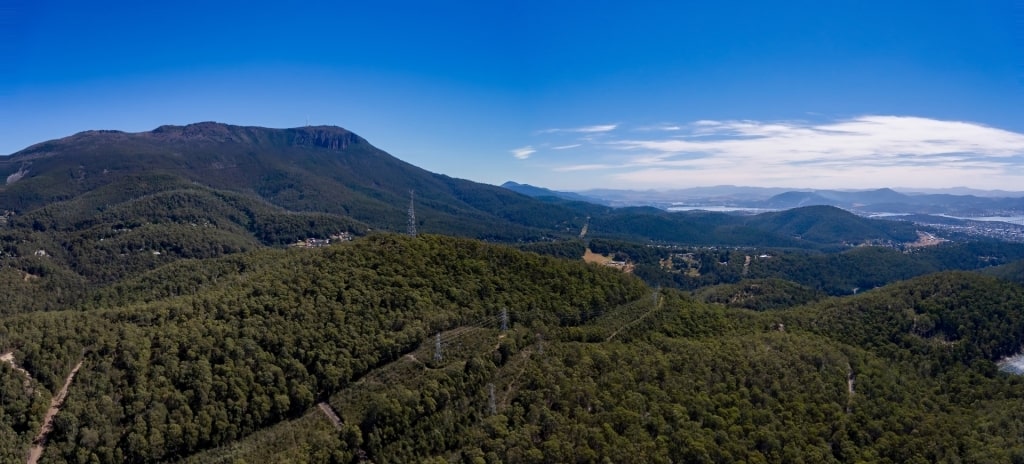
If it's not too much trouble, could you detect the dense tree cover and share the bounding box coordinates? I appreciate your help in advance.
[696,278,826,311]
[582,206,918,249]
[744,205,919,245]
[0,182,371,316]
[515,240,586,261]
[780,272,1024,365]
[747,241,1024,295]
[982,257,1024,284]
[0,253,89,315]
[176,410,347,464]
[184,273,1024,463]
[0,234,646,462]
[587,238,670,265]
[360,275,1024,463]
[0,361,50,463]
[586,208,804,248]
[586,237,1024,295]
[2,249,1019,463]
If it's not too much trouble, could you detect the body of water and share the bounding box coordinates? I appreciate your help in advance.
[936,214,1024,225]
[667,206,778,213]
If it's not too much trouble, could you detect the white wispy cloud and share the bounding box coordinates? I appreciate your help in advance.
[538,124,618,134]
[552,144,582,150]
[546,116,1024,189]
[511,146,536,159]
[613,116,1024,162]
[553,163,617,172]
[635,123,682,132]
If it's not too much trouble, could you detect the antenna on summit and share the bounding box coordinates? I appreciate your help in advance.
[407,190,418,237]
[305,116,310,127]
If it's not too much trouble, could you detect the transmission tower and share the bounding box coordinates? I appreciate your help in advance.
[433,332,442,362]
[407,190,418,237]
[500,308,509,332]
[487,383,497,415]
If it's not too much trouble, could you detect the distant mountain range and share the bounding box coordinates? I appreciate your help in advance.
[504,182,1024,216]
[500,181,603,204]
[756,188,1024,215]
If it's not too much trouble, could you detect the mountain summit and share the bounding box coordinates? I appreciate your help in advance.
[0,122,582,239]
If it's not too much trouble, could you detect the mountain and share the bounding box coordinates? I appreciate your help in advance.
[761,191,837,208]
[0,122,585,241]
[501,181,602,204]
[585,205,919,248]
[900,187,1024,198]
[575,185,1024,217]
[744,205,918,244]
[579,185,792,206]
[761,188,917,209]
[1,123,936,254]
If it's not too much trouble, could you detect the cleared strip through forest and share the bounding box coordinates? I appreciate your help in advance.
[317,402,343,430]
[26,358,84,464]
[1,351,34,394]
[606,291,662,342]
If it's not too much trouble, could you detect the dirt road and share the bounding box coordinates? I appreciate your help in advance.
[26,359,83,464]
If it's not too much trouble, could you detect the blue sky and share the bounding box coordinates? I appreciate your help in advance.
[2,0,1023,190]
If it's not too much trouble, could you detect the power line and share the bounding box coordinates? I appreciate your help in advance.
[487,383,497,415]
[433,332,442,362]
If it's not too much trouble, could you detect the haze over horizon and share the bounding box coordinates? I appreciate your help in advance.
[3,1,1022,191]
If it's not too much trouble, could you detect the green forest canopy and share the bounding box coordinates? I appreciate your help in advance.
[1,234,1024,463]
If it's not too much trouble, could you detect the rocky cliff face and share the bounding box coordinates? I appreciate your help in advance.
[289,126,364,151]
[146,122,365,151]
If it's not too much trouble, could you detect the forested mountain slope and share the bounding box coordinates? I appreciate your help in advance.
[0,123,585,241]
[582,205,918,248]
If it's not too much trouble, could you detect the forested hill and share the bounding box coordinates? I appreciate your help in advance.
[0,122,585,240]
[4,235,1023,462]
[584,205,918,248]
[0,234,648,463]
